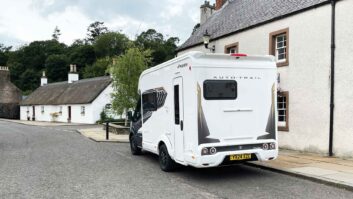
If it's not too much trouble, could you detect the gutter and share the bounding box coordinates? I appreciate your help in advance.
[329,0,336,157]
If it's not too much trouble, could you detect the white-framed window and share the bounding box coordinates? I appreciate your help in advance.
[224,42,239,54]
[59,106,63,115]
[81,106,85,115]
[270,28,289,67]
[275,34,287,63]
[277,92,289,131]
[105,104,112,109]
[26,106,29,113]
[41,106,44,114]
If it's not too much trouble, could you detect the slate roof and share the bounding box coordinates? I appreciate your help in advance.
[20,76,112,106]
[178,0,330,51]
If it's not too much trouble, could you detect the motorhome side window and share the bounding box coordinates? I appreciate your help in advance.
[142,92,157,111]
[203,80,237,100]
[174,85,180,124]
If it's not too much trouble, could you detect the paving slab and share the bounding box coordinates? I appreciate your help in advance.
[289,167,338,176]
[77,128,129,143]
[248,149,353,191]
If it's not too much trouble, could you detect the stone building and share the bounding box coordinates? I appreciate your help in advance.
[0,66,22,119]
[178,0,353,157]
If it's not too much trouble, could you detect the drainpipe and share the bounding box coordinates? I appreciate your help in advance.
[329,0,336,157]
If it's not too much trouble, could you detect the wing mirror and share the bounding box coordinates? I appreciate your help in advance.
[127,111,133,121]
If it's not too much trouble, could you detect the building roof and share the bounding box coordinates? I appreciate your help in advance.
[178,0,330,51]
[0,69,22,104]
[20,76,112,106]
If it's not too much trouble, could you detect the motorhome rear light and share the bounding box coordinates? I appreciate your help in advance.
[201,148,209,155]
[262,143,269,150]
[269,143,276,150]
[210,147,217,154]
[230,53,247,57]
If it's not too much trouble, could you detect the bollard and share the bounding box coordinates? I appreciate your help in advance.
[106,121,109,140]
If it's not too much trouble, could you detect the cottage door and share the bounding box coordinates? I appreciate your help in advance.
[32,106,35,121]
[68,106,71,123]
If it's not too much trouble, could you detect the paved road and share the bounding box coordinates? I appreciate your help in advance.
[0,121,352,199]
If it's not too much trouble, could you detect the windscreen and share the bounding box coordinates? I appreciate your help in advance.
[203,80,237,100]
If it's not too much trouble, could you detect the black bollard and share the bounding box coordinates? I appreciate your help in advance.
[106,121,109,140]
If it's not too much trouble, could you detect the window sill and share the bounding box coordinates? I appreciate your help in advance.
[277,61,289,67]
[278,126,289,132]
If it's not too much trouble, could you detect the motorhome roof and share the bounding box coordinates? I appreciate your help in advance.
[140,51,275,77]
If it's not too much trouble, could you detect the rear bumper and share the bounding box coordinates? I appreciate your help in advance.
[189,149,278,168]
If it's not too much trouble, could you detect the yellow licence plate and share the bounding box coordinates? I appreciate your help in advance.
[229,154,252,161]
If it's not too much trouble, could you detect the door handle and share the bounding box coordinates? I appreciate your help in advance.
[180,120,183,131]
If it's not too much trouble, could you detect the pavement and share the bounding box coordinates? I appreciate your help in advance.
[248,150,353,190]
[1,120,352,199]
[77,128,129,143]
[0,118,84,126]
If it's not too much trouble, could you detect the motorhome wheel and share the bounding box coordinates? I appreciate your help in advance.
[130,134,142,155]
[159,144,176,172]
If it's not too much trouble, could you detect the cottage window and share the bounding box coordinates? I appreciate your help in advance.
[59,106,63,115]
[26,107,29,113]
[224,42,239,54]
[269,28,289,67]
[278,91,289,131]
[41,106,44,114]
[81,106,85,115]
[105,104,112,109]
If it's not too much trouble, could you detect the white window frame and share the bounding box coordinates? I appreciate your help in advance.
[277,92,289,131]
[81,106,85,115]
[41,106,44,114]
[275,34,287,63]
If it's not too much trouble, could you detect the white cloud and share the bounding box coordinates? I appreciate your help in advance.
[0,0,208,47]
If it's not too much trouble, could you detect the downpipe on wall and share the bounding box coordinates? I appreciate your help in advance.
[329,0,336,157]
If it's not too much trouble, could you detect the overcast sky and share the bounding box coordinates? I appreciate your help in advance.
[0,0,209,48]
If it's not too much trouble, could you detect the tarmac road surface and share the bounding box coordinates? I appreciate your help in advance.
[0,120,352,199]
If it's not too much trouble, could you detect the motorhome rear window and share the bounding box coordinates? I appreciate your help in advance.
[203,80,237,100]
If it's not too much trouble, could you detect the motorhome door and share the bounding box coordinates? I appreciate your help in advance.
[173,77,184,162]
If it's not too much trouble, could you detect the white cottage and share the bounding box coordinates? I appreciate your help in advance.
[178,0,353,157]
[20,65,115,124]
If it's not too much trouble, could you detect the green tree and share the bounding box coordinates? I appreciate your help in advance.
[45,54,69,82]
[135,29,179,66]
[86,21,108,43]
[52,26,61,41]
[0,43,12,65]
[110,47,151,114]
[7,40,67,92]
[94,32,130,58]
[68,44,96,76]
[83,57,111,78]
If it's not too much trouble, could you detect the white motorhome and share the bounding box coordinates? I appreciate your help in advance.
[128,51,278,171]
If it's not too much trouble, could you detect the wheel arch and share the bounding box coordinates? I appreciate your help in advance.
[157,134,173,157]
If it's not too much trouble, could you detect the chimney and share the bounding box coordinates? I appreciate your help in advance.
[41,71,48,86]
[68,64,79,83]
[215,0,227,10]
[200,1,215,25]
[0,66,10,82]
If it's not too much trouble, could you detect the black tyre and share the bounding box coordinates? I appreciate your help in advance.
[130,134,142,155]
[159,144,176,172]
